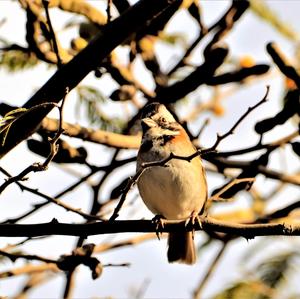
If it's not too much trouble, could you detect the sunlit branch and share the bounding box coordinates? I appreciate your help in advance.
[0,216,298,239]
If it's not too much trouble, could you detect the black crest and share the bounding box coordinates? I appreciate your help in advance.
[141,102,161,119]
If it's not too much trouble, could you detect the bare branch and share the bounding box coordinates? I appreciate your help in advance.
[209,178,255,202]
[216,130,299,157]
[109,168,146,221]
[0,167,102,220]
[0,249,56,264]
[167,1,249,76]
[40,117,141,149]
[42,0,63,68]
[0,263,58,278]
[0,217,297,239]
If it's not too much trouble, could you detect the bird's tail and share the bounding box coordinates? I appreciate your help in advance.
[167,231,196,265]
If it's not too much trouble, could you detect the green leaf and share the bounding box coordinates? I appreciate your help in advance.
[76,85,125,132]
[0,108,28,146]
[0,103,56,146]
[0,50,39,72]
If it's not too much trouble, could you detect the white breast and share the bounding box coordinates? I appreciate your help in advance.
[137,158,206,220]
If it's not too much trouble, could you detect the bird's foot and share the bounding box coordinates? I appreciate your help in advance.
[152,214,166,240]
[184,211,202,239]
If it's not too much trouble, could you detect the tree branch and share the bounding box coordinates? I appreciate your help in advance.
[267,42,300,89]
[167,1,249,76]
[42,0,63,68]
[0,0,181,158]
[216,130,299,157]
[0,217,297,239]
[40,117,141,149]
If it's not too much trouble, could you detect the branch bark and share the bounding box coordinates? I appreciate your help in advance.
[40,117,141,148]
[0,217,297,239]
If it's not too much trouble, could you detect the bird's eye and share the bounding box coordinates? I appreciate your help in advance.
[160,117,167,123]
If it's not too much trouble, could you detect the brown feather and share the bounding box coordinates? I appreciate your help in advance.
[167,231,196,265]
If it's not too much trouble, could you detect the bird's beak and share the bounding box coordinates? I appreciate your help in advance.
[141,117,157,132]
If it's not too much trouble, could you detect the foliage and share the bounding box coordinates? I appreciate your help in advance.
[0,50,39,72]
[0,108,28,145]
[76,85,125,132]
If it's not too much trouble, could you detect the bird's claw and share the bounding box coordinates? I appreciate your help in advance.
[152,215,166,240]
[184,212,202,239]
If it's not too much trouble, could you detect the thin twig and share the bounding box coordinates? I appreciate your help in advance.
[195,118,210,139]
[0,167,102,220]
[103,262,130,268]
[167,1,248,76]
[109,168,146,221]
[0,245,104,283]
[209,178,255,202]
[0,235,154,279]
[209,86,269,151]
[42,87,69,168]
[0,163,44,194]
[42,0,63,67]
[0,249,56,264]
[0,263,59,278]
[216,130,299,157]
[0,156,134,224]
[0,167,98,223]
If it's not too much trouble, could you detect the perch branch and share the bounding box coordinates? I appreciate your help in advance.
[0,217,297,239]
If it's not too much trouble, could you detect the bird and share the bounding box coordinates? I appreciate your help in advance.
[136,102,207,265]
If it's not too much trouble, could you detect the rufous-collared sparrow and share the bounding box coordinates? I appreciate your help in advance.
[137,103,207,265]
